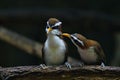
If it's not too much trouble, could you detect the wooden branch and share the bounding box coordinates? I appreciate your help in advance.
[0,65,120,80]
[0,27,42,57]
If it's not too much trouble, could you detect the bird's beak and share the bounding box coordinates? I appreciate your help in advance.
[47,27,52,33]
[62,33,71,38]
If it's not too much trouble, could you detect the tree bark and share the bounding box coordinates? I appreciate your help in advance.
[0,65,120,80]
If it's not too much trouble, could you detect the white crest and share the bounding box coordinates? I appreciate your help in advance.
[54,22,62,27]
[71,35,84,46]
[47,21,62,28]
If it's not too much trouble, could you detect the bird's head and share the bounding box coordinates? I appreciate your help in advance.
[46,18,62,35]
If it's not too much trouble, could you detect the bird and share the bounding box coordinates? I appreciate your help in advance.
[40,18,71,69]
[62,33,105,67]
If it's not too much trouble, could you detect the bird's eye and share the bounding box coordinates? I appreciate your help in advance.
[52,27,58,29]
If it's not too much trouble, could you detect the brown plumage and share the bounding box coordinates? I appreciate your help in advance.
[62,33,105,66]
[47,18,60,25]
[46,18,62,32]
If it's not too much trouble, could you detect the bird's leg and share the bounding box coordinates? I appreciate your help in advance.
[65,62,72,69]
[100,62,105,67]
[40,64,48,69]
[78,61,84,67]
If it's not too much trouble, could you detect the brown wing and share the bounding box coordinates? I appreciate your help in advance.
[94,43,105,63]
[74,33,87,41]
[88,40,105,63]
[61,35,69,64]
[63,39,68,64]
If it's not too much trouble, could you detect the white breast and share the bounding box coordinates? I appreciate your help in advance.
[78,46,97,63]
[44,35,66,65]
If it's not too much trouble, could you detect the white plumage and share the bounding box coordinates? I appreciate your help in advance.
[43,30,66,65]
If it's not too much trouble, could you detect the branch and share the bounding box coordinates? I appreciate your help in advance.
[0,27,42,57]
[0,65,120,80]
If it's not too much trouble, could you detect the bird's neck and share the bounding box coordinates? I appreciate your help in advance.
[47,34,63,47]
[47,34,60,41]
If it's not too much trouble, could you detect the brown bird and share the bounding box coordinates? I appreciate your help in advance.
[62,33,105,66]
[41,18,71,69]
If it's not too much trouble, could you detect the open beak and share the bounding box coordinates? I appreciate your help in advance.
[47,27,52,33]
[62,33,71,38]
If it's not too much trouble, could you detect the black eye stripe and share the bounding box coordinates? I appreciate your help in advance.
[52,27,58,29]
[71,36,85,49]
[71,36,75,40]
[71,35,77,40]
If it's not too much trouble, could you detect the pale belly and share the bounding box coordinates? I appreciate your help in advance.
[44,36,66,66]
[44,47,66,65]
[78,47,98,63]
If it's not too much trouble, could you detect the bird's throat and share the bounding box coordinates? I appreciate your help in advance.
[47,35,63,48]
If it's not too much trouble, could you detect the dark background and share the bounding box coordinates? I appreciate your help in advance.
[0,0,120,67]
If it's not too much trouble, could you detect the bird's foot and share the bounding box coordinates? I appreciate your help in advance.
[100,62,105,67]
[40,64,48,69]
[65,62,72,69]
[79,62,84,67]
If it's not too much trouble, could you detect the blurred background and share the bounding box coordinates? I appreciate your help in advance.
[0,0,120,67]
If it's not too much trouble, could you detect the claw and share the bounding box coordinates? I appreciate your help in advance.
[79,62,84,67]
[40,64,48,69]
[65,62,72,69]
[101,62,105,67]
